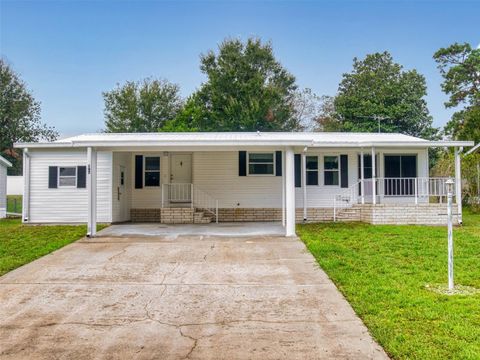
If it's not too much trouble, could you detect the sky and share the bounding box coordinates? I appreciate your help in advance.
[0,0,478,137]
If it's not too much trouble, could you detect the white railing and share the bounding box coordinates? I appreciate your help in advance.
[162,183,193,206]
[162,183,218,223]
[378,177,455,203]
[333,177,454,221]
[333,180,361,221]
[192,185,219,223]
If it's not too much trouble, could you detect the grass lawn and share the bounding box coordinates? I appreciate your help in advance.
[0,218,106,276]
[298,210,480,360]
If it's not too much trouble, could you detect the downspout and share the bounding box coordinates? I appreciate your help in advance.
[22,148,30,223]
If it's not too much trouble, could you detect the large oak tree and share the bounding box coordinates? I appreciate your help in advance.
[166,38,301,132]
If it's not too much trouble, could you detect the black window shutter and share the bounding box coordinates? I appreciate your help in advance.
[239,151,247,176]
[294,154,301,188]
[275,151,282,176]
[48,166,58,188]
[340,155,348,188]
[135,155,143,189]
[77,166,87,188]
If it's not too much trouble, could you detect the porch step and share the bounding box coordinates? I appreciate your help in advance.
[194,210,212,224]
[335,207,361,222]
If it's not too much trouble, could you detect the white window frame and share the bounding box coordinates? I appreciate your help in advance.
[144,156,161,187]
[306,155,319,186]
[323,155,340,186]
[247,151,276,176]
[58,166,77,188]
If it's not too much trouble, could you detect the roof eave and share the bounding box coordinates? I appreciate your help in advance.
[14,139,475,149]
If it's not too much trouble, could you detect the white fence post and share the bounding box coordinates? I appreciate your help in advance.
[414,178,418,205]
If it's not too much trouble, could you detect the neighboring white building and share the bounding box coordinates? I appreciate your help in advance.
[7,176,23,196]
[0,155,13,218]
[15,132,473,236]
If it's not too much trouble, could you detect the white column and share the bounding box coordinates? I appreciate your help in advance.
[371,147,376,205]
[87,147,97,237]
[282,150,286,227]
[22,148,30,223]
[285,147,296,236]
[360,149,365,204]
[454,147,463,224]
[301,152,307,221]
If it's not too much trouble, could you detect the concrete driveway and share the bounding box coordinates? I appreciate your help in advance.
[0,230,388,359]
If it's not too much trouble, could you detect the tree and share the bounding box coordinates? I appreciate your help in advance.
[103,78,183,132]
[0,59,58,174]
[173,38,300,132]
[333,52,438,139]
[313,95,343,132]
[433,42,480,143]
[291,88,323,131]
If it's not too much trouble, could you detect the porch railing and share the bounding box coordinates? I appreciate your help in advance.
[161,183,218,223]
[333,177,454,221]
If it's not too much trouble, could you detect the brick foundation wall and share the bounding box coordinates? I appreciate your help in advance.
[357,204,460,225]
[131,209,161,222]
[131,204,458,225]
[160,208,194,224]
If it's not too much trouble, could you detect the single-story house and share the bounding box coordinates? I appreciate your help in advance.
[0,155,12,218]
[15,132,473,236]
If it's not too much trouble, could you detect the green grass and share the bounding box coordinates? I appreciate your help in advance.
[298,210,480,360]
[6,195,22,214]
[0,218,106,276]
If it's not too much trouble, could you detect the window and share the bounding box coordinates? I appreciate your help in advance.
[324,156,339,186]
[144,157,160,186]
[58,167,77,187]
[384,155,417,196]
[306,156,318,185]
[248,152,274,175]
[357,154,378,179]
[384,155,417,178]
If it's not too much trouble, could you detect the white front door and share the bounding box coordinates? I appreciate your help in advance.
[117,165,128,221]
[170,154,192,202]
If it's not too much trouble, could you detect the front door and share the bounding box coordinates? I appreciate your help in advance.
[117,165,128,221]
[170,154,192,203]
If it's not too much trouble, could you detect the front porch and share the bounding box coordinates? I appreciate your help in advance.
[85,144,464,236]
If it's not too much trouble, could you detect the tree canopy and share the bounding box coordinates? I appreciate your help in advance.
[167,38,301,132]
[331,52,437,139]
[103,78,183,132]
[434,42,480,143]
[0,59,58,174]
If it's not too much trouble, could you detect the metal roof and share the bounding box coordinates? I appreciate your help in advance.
[14,132,474,149]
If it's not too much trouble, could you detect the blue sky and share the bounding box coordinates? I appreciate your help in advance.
[1,0,478,137]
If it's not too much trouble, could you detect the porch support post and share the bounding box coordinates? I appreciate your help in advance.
[285,147,296,236]
[371,147,376,205]
[87,147,97,237]
[360,149,365,204]
[454,147,463,224]
[282,150,286,227]
[301,151,307,221]
[22,148,30,222]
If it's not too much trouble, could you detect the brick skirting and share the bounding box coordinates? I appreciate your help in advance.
[131,204,458,225]
[357,204,460,225]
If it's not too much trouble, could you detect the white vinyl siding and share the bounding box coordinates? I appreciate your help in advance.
[0,164,7,218]
[194,151,282,208]
[27,149,112,223]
